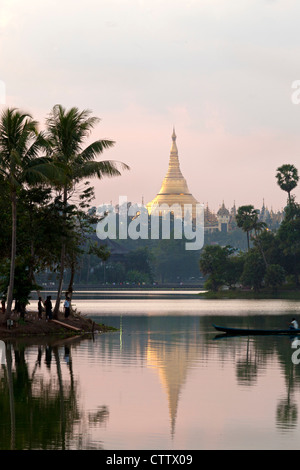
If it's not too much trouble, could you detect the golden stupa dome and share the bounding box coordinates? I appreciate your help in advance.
[147,129,199,219]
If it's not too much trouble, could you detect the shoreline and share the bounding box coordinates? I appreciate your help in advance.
[2,288,299,338]
[0,310,116,339]
[198,288,300,300]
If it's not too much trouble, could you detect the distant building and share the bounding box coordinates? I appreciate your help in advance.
[203,201,235,233]
[203,204,218,233]
[217,201,230,232]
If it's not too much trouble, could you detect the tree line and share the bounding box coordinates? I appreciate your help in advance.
[199,164,300,292]
[0,105,129,319]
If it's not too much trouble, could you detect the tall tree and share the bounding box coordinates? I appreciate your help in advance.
[45,105,129,315]
[251,217,268,267]
[236,205,259,251]
[240,249,266,292]
[264,264,285,293]
[0,108,56,318]
[199,244,237,292]
[276,164,299,204]
[276,200,300,286]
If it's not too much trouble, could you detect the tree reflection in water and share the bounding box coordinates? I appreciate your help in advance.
[276,343,299,431]
[210,314,300,437]
[0,337,109,450]
[229,334,299,429]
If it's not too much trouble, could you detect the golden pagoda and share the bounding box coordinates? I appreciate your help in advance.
[146,129,199,219]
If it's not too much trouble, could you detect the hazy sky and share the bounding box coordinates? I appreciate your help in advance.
[1,0,300,212]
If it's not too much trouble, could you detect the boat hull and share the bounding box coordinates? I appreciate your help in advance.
[213,324,300,336]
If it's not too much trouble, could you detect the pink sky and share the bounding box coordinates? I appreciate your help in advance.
[1,0,300,212]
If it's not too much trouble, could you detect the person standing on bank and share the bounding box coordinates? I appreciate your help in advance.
[64,296,70,319]
[45,296,53,321]
[38,297,44,320]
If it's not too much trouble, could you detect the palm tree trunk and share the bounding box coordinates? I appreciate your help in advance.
[6,190,17,320]
[254,229,268,268]
[54,187,68,317]
[66,253,76,314]
[54,243,66,317]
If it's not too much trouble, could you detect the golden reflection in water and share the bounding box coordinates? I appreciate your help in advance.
[4,311,300,449]
[146,327,201,439]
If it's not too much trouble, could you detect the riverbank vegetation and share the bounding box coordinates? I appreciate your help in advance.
[199,164,300,297]
[0,105,129,321]
[198,286,300,300]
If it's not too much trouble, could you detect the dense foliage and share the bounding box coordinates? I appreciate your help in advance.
[0,106,129,317]
[199,164,300,292]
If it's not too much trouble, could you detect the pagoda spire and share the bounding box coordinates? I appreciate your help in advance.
[171,127,177,153]
[163,127,186,185]
[147,128,199,218]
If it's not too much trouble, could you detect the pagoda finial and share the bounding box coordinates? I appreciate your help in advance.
[170,126,178,155]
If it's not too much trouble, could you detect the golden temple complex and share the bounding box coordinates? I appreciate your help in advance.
[145,129,284,233]
[146,129,199,219]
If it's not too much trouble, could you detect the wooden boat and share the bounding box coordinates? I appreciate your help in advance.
[213,324,300,336]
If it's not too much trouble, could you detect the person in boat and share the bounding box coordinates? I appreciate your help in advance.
[289,318,299,330]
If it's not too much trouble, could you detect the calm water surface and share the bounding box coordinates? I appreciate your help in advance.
[2,292,300,450]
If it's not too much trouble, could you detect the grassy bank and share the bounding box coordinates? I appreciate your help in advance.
[0,311,117,338]
[198,288,300,300]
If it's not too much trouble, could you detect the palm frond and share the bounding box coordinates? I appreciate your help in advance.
[72,160,129,181]
[76,139,115,163]
[46,105,102,158]
[23,157,65,186]
[45,104,129,187]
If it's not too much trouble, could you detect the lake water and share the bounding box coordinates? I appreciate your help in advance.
[1,291,300,450]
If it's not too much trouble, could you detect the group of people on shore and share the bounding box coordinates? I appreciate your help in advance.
[38,295,71,320]
[0,295,71,319]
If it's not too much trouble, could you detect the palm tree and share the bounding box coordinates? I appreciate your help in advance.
[236,205,260,251]
[251,217,268,267]
[276,164,299,204]
[0,108,57,319]
[45,105,129,316]
[236,205,269,265]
